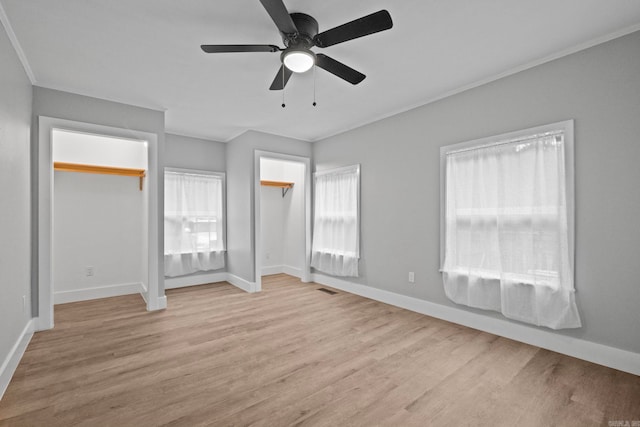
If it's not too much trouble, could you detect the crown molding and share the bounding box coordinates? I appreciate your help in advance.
[0,1,36,84]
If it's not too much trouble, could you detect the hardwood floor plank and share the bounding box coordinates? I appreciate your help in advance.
[1,274,638,426]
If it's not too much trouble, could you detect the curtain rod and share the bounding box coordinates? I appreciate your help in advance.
[165,171,212,177]
[165,167,224,178]
[445,130,563,156]
[314,164,360,177]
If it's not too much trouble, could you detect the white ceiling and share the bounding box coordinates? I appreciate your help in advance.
[2,0,640,142]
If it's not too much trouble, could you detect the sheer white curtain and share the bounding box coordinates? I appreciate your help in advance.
[311,165,359,277]
[164,170,225,277]
[442,131,581,329]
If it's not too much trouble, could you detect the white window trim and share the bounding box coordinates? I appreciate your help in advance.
[164,167,227,253]
[313,164,361,258]
[439,120,575,277]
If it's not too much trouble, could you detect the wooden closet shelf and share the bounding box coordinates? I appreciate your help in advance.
[260,180,294,197]
[54,162,146,191]
[260,180,294,188]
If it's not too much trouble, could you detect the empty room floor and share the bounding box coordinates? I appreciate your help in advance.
[1,274,639,426]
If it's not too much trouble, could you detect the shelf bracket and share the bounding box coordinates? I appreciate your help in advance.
[260,180,294,198]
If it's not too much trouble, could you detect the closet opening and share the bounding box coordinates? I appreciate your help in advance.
[51,129,148,308]
[37,117,163,331]
[254,151,311,292]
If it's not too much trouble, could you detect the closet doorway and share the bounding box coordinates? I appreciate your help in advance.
[37,117,162,331]
[254,151,311,292]
[52,129,148,306]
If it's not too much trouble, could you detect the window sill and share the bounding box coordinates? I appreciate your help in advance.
[165,250,226,256]
[441,267,560,290]
[312,250,359,258]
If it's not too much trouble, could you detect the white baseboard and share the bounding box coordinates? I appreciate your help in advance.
[262,265,303,278]
[146,295,167,311]
[282,265,302,279]
[0,319,35,400]
[165,272,227,289]
[165,272,261,294]
[226,273,258,293]
[262,265,283,276]
[138,281,167,311]
[54,282,144,304]
[140,282,149,305]
[35,316,53,331]
[311,273,640,376]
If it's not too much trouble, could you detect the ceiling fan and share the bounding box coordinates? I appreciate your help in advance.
[201,0,393,90]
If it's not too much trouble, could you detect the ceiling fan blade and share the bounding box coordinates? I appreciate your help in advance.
[259,0,298,35]
[314,10,393,48]
[201,44,280,53]
[316,54,365,85]
[269,65,294,90]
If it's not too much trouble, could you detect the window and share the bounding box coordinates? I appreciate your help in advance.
[440,121,580,329]
[164,168,225,277]
[311,165,360,277]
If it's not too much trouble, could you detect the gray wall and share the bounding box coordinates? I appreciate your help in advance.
[32,87,166,303]
[165,133,225,172]
[226,130,311,282]
[165,133,227,277]
[313,30,640,354]
[0,23,32,371]
[53,172,144,298]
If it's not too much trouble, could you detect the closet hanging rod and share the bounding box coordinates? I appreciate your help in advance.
[53,162,146,191]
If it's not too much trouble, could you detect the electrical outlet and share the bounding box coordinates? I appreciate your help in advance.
[86,266,94,276]
[408,272,415,283]
[22,295,27,313]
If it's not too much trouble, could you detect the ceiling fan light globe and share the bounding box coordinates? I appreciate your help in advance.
[283,50,315,73]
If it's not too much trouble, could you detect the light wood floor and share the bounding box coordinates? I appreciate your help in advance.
[1,274,639,426]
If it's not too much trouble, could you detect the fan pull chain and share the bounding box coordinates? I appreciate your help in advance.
[312,64,317,107]
[281,66,286,108]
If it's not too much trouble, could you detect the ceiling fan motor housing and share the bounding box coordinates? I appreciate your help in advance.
[282,13,319,49]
